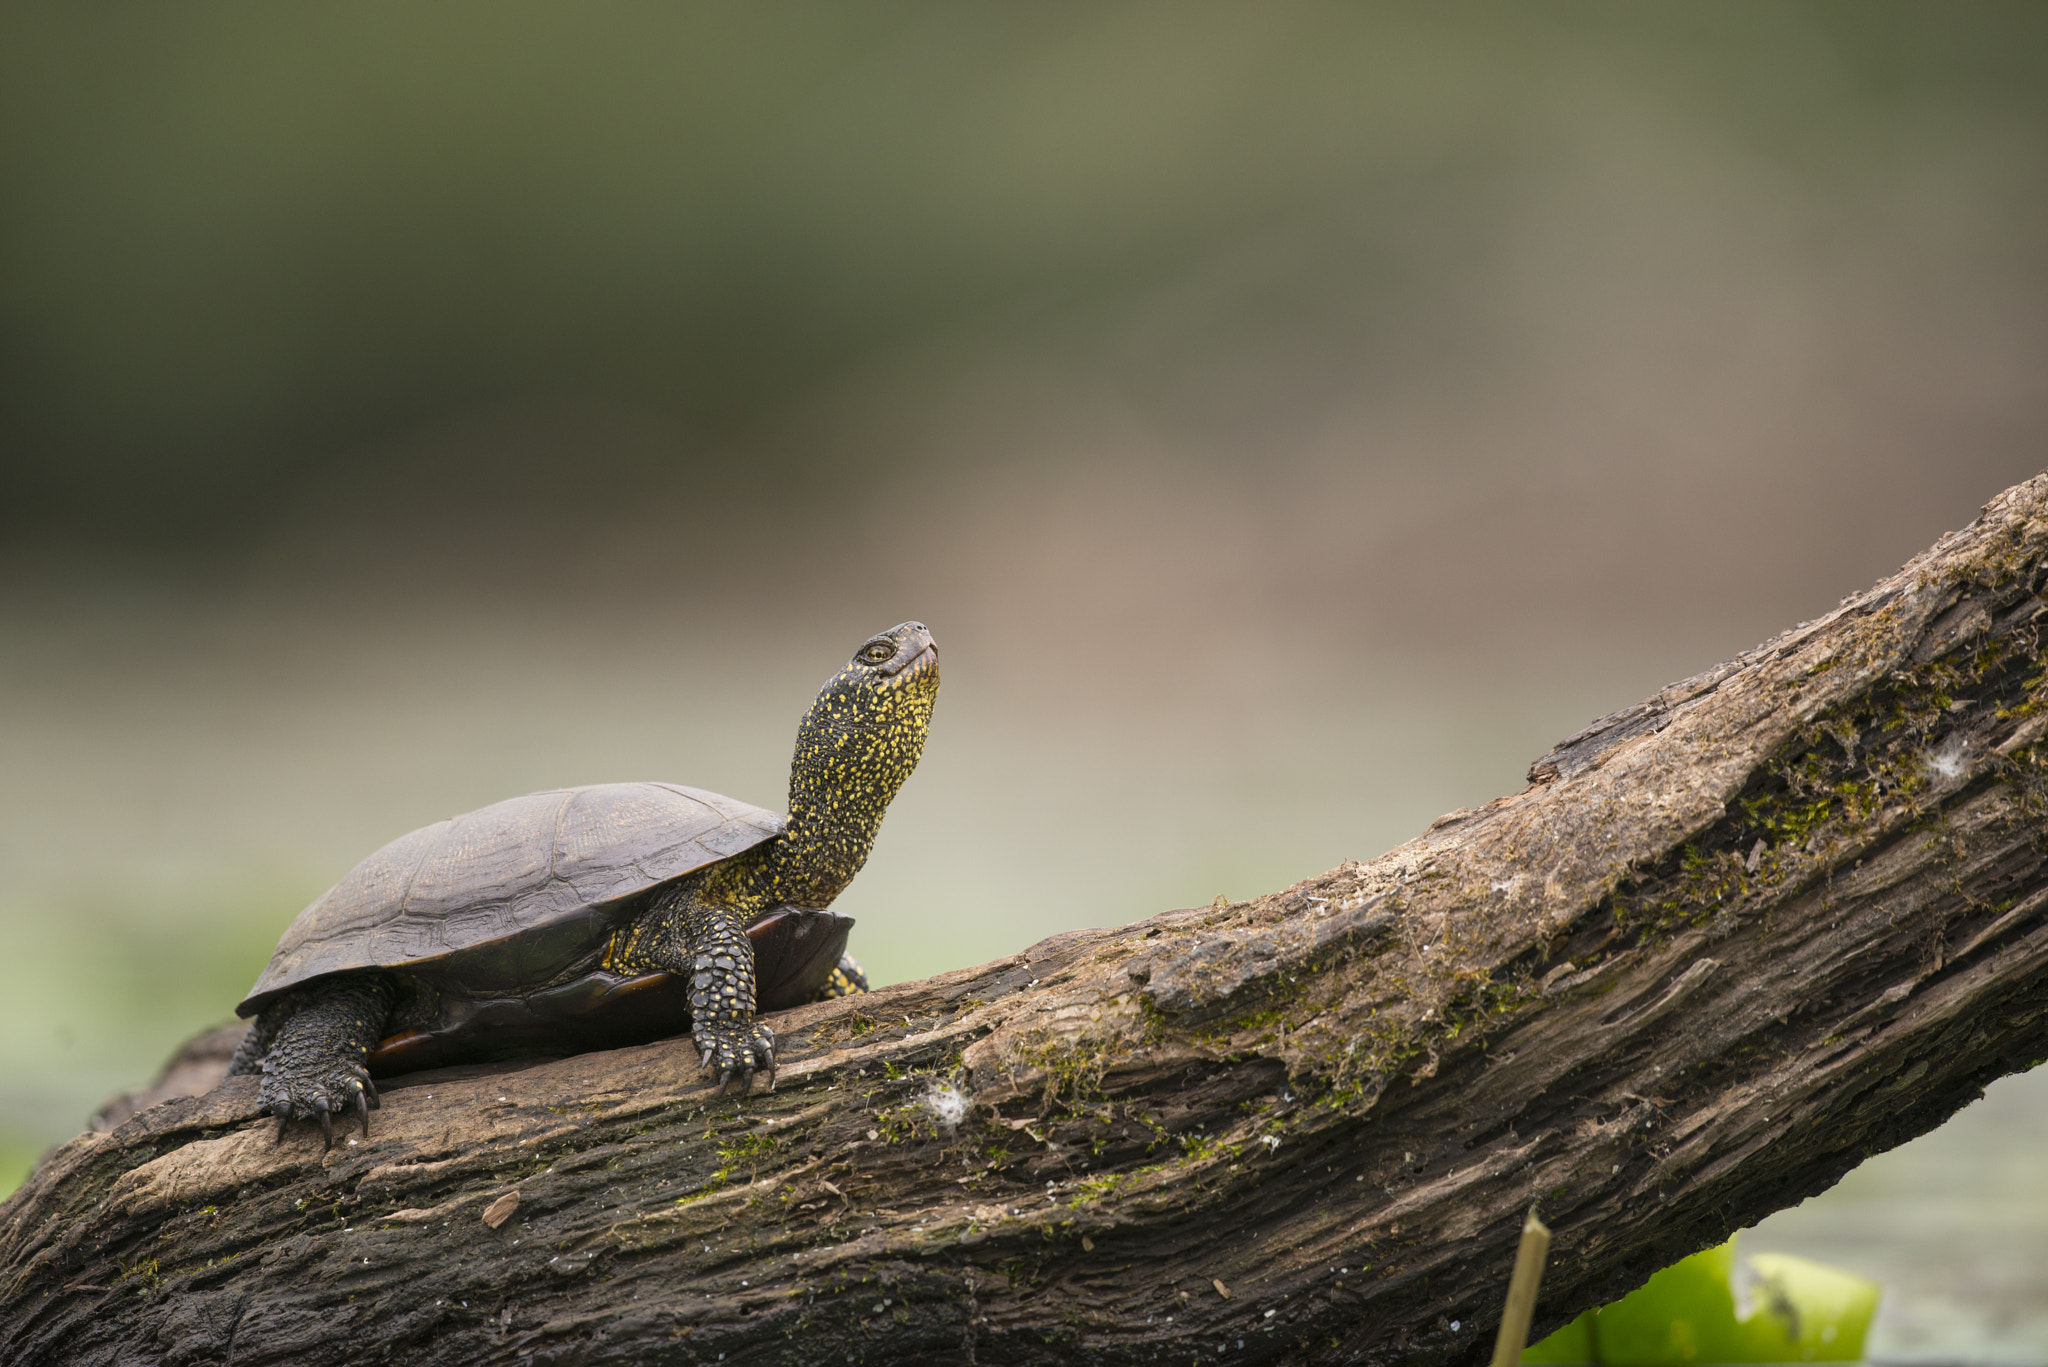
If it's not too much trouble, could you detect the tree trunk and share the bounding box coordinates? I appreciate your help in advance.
[9,475,2048,1367]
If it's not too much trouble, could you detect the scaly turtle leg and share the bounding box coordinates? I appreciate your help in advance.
[820,953,869,999]
[228,976,395,1148]
[608,882,776,1093]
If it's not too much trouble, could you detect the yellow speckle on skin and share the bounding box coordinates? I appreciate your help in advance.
[601,624,936,1044]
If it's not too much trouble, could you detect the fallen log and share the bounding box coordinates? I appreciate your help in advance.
[7,474,2048,1367]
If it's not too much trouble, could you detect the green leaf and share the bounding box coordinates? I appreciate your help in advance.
[1525,1308,1597,1364]
[1522,1235,1880,1364]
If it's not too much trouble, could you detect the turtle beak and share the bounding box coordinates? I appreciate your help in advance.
[878,622,937,679]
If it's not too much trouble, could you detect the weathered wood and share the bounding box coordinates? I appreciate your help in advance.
[7,475,2048,1367]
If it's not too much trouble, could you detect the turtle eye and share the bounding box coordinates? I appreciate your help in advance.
[858,641,894,666]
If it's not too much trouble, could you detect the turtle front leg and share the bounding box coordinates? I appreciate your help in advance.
[237,975,395,1148]
[679,898,777,1093]
[614,887,776,1093]
[820,952,870,999]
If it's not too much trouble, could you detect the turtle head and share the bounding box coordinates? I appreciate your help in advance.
[846,620,939,696]
[808,620,939,755]
[770,622,939,906]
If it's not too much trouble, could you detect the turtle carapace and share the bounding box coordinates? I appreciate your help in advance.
[227,622,938,1146]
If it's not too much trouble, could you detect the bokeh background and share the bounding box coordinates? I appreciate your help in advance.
[4,4,2046,1356]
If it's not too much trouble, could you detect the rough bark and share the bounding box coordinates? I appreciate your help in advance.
[8,475,2048,1367]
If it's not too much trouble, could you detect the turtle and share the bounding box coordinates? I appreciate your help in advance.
[227,621,938,1146]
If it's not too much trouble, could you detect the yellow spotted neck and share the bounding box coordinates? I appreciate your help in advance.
[711,661,935,913]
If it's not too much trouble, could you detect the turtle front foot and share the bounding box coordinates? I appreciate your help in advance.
[820,952,870,999]
[262,1062,380,1150]
[693,1020,775,1094]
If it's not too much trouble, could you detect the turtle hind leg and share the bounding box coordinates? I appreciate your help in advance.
[250,975,396,1149]
[225,1012,280,1078]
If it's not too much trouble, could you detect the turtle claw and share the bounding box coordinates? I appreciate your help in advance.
[695,1020,776,1096]
[260,1062,379,1149]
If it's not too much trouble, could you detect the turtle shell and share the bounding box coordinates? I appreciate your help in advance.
[238,782,790,1018]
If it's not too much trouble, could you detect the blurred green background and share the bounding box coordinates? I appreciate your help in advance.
[3,4,2046,1355]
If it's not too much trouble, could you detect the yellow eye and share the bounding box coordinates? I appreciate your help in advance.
[859,641,893,665]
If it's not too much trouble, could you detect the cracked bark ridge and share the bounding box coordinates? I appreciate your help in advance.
[8,474,2048,1367]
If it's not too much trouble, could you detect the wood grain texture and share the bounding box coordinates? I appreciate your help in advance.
[7,475,2048,1366]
